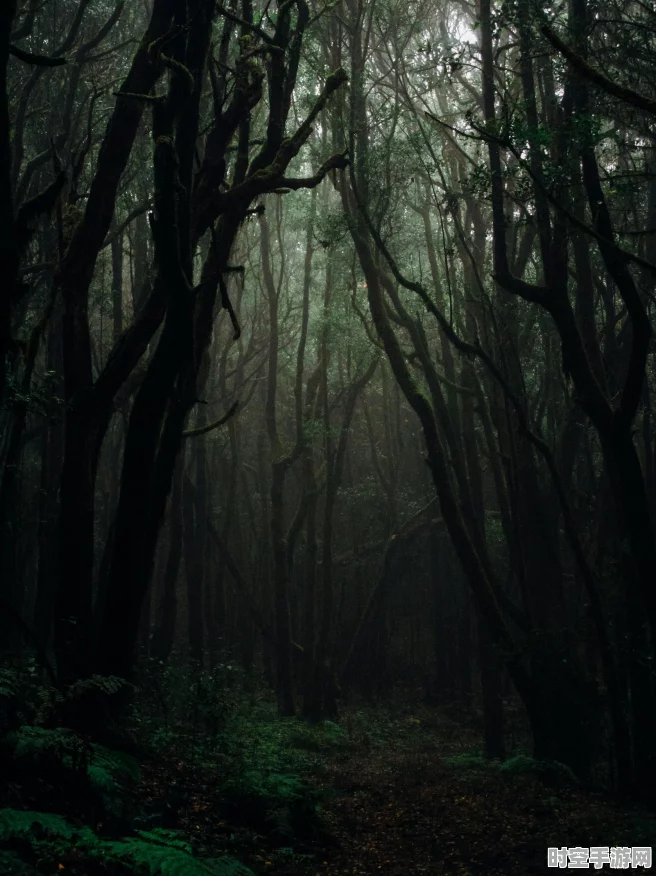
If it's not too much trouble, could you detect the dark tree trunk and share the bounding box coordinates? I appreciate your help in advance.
[183,455,205,668]
[53,0,175,684]
[430,526,452,702]
[150,460,184,663]
[34,304,64,650]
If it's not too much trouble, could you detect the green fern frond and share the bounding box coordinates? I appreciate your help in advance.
[442,752,577,786]
[8,725,139,781]
[135,827,194,853]
[0,810,254,876]
[0,808,98,844]
[206,857,256,876]
[497,754,538,775]
[86,743,140,817]
[89,743,141,788]
[107,838,255,875]
[0,667,21,702]
[6,727,140,818]
[228,769,307,804]
[98,745,141,783]
[9,725,78,760]
[66,674,131,701]
[498,755,577,784]
[263,806,294,840]
[109,837,212,875]
[222,768,320,839]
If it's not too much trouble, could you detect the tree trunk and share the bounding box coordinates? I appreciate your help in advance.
[150,459,184,662]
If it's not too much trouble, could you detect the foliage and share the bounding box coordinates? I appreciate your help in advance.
[0,658,53,731]
[8,725,78,762]
[224,768,307,807]
[134,659,247,748]
[0,658,134,736]
[498,755,578,786]
[0,810,254,876]
[0,667,21,704]
[3,368,63,416]
[0,667,22,733]
[213,703,340,841]
[442,752,489,771]
[111,834,255,876]
[286,720,348,753]
[0,808,96,844]
[221,767,322,840]
[0,671,261,875]
[4,725,141,819]
[442,751,579,787]
[86,744,142,816]
[66,674,132,701]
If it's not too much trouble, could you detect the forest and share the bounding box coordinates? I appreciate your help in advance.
[1,0,656,872]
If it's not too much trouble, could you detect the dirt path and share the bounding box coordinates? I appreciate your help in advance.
[311,747,548,875]
[292,733,656,875]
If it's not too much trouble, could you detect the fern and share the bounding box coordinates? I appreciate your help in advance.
[9,725,78,761]
[287,721,348,754]
[110,838,255,875]
[0,667,20,703]
[6,726,141,818]
[134,828,193,853]
[497,754,540,775]
[499,755,578,785]
[0,810,255,876]
[442,752,578,787]
[9,723,139,775]
[0,808,98,845]
[223,768,311,826]
[205,857,256,876]
[222,768,321,841]
[229,769,308,804]
[66,674,132,701]
[263,806,294,840]
[109,836,210,875]
[87,742,141,816]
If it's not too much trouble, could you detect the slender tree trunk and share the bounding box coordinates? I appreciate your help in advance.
[301,444,319,712]
[259,209,295,715]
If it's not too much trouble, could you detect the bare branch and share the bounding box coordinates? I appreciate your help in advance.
[182,400,239,438]
[9,45,67,66]
[542,24,656,118]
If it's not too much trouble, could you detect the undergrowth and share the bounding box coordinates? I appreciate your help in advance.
[211,703,350,844]
[0,654,352,873]
[442,751,580,788]
[0,809,254,875]
[4,724,141,820]
[4,655,656,876]
[0,657,262,875]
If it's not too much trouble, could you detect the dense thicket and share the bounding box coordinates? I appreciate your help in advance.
[1,0,655,800]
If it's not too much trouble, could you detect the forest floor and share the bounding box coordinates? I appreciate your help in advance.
[139,698,656,876]
[4,675,656,875]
